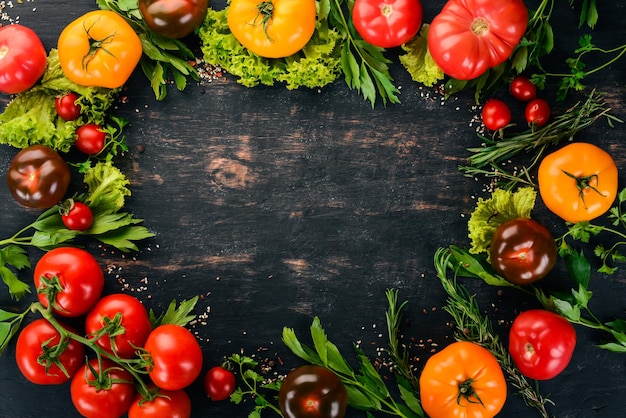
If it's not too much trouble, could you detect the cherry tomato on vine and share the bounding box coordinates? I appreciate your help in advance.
[490,218,557,285]
[144,324,203,390]
[6,145,71,209]
[86,293,153,359]
[420,341,506,418]
[75,123,107,155]
[138,0,209,39]
[278,365,348,418]
[352,0,423,48]
[509,309,576,380]
[0,24,47,94]
[510,75,536,101]
[55,92,81,121]
[34,247,104,317]
[538,142,618,223]
[128,385,192,418]
[60,199,94,231]
[15,318,85,385]
[227,0,316,58]
[481,98,511,131]
[204,365,236,401]
[70,358,136,418]
[525,98,551,127]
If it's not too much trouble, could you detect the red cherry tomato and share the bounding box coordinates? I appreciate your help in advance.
[70,358,136,418]
[0,24,47,94]
[490,218,557,285]
[60,199,94,231]
[85,293,153,359]
[55,92,81,121]
[509,309,576,380]
[509,75,536,102]
[128,386,192,418]
[75,123,107,155]
[352,0,423,48]
[144,324,203,390]
[34,247,104,317]
[204,366,236,401]
[525,98,551,127]
[15,318,85,385]
[481,98,511,131]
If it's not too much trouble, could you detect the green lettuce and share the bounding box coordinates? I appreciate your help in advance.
[399,25,444,87]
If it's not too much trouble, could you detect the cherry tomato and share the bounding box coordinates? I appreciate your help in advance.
[352,0,423,48]
[538,142,618,223]
[428,0,528,80]
[204,366,236,401]
[509,75,536,101]
[490,218,557,285]
[55,92,81,121]
[138,0,209,39]
[128,385,192,418]
[6,145,71,209]
[70,358,136,418]
[34,247,104,317]
[15,318,85,385]
[0,24,47,94]
[278,365,348,418]
[144,324,203,390]
[420,341,506,418]
[75,123,107,155]
[85,293,153,359]
[509,309,576,380]
[60,199,94,231]
[481,98,511,131]
[525,98,551,127]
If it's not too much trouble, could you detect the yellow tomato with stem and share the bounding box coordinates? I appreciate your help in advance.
[538,142,618,223]
[227,0,317,58]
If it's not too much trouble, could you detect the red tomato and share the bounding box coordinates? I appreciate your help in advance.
[428,0,528,80]
[352,0,423,48]
[509,309,576,380]
[15,318,85,385]
[0,24,47,94]
[71,358,136,418]
[481,98,511,131]
[510,75,536,101]
[525,98,551,127]
[85,293,153,359]
[75,123,107,155]
[55,92,81,121]
[60,199,94,231]
[144,324,203,390]
[204,366,236,401]
[34,247,104,317]
[6,145,71,209]
[128,385,192,418]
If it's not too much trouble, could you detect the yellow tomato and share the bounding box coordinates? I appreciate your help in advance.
[538,142,618,223]
[227,0,316,58]
[57,10,143,89]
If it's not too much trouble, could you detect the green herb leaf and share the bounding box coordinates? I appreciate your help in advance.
[150,296,199,328]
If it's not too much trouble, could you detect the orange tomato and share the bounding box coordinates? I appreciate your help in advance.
[538,142,618,223]
[419,341,506,418]
[227,0,316,58]
[57,10,142,89]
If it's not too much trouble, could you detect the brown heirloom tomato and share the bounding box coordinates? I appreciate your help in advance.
[278,365,347,418]
[139,0,209,39]
[6,145,71,209]
[490,218,557,285]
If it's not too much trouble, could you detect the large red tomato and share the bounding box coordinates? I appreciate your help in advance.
[428,0,528,80]
[352,0,423,48]
[128,385,192,418]
[0,24,47,94]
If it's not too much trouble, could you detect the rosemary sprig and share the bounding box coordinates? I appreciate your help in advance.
[434,247,554,418]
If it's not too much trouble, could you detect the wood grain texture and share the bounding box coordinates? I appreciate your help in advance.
[0,1,625,417]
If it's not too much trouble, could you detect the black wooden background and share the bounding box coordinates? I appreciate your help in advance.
[0,1,625,417]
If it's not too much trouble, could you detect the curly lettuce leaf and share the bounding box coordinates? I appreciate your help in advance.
[468,187,537,254]
[399,25,444,87]
[84,161,132,215]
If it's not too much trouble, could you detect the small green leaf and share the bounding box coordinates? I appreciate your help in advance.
[564,249,591,288]
[150,296,199,327]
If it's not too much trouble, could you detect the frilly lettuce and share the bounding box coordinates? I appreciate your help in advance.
[399,25,444,87]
